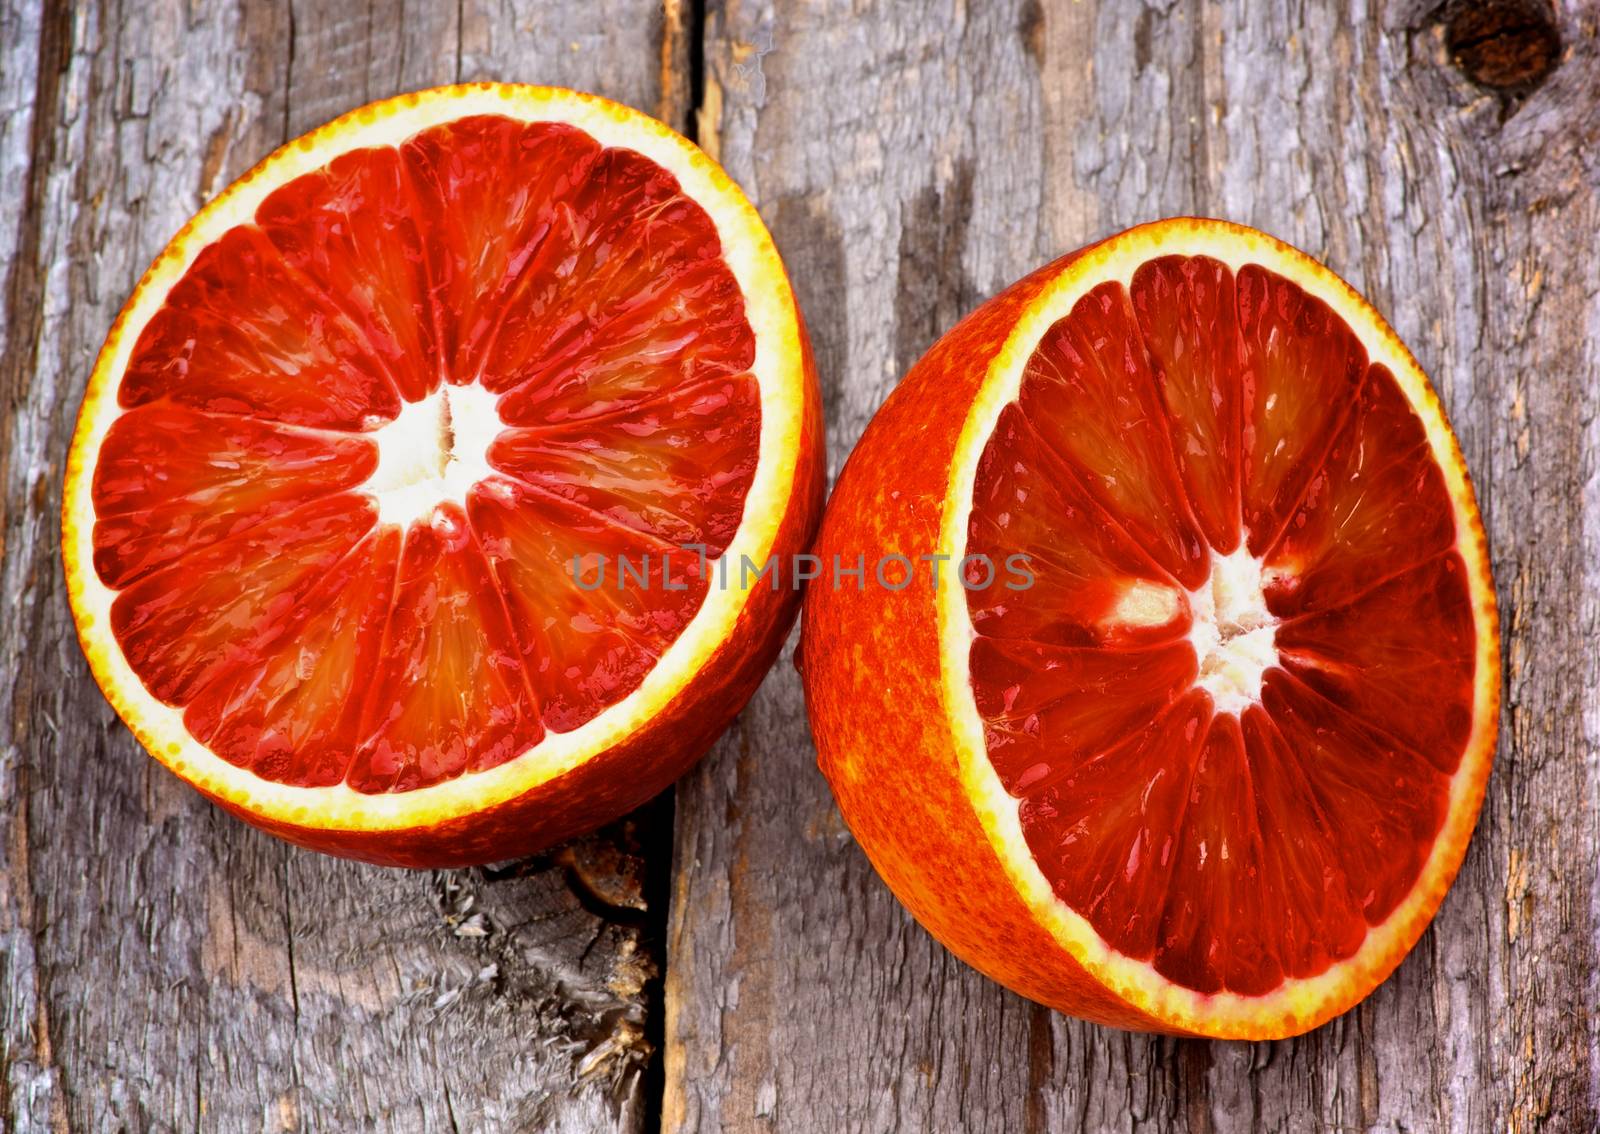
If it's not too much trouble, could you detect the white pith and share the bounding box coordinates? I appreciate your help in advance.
[1187,545,1277,715]
[364,382,503,527]
[1108,579,1181,627]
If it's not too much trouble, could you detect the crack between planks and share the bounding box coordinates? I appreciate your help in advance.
[282,0,296,143]
[657,0,704,143]
[0,0,73,533]
[633,789,677,1134]
[643,5,707,1130]
[454,0,464,83]
[279,850,302,1031]
[684,0,706,145]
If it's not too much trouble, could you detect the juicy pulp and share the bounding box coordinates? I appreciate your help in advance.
[965,256,1474,996]
[95,115,761,792]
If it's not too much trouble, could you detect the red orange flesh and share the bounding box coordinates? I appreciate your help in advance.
[65,86,823,866]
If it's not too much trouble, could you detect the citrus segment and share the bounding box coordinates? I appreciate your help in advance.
[1018,283,1208,588]
[1257,672,1447,925]
[66,85,823,865]
[1130,256,1244,554]
[345,504,544,794]
[1236,264,1368,555]
[1262,363,1458,617]
[1275,554,1476,767]
[257,144,440,402]
[1152,711,1277,995]
[90,404,376,588]
[488,373,760,553]
[120,226,403,429]
[184,526,402,787]
[1235,704,1365,980]
[110,494,378,706]
[401,118,603,391]
[1018,691,1211,960]
[803,218,1498,1038]
[965,403,1185,650]
[971,639,1196,795]
[469,481,709,734]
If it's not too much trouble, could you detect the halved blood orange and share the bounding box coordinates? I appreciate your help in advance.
[802,219,1498,1038]
[64,85,823,867]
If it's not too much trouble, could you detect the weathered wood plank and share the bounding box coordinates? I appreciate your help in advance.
[0,1,682,1130]
[6,0,1600,1129]
[663,2,1600,1131]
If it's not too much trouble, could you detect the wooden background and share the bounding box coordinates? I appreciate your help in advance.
[2,0,1597,1130]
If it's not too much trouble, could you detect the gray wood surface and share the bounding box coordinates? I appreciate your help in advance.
[2,1,1598,1132]
[0,2,684,1131]
[663,2,1600,1133]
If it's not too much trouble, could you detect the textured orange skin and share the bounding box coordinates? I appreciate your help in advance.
[801,222,1502,1038]
[803,218,1502,1038]
[799,242,1175,1031]
[65,86,827,870]
[210,320,825,868]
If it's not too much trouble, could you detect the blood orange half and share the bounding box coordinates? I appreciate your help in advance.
[64,85,823,867]
[802,219,1498,1038]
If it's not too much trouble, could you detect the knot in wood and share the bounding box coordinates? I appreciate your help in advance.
[1446,0,1561,92]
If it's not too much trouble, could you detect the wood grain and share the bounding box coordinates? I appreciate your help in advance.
[4,0,1599,1130]
[663,1,1600,1131]
[0,2,682,1130]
